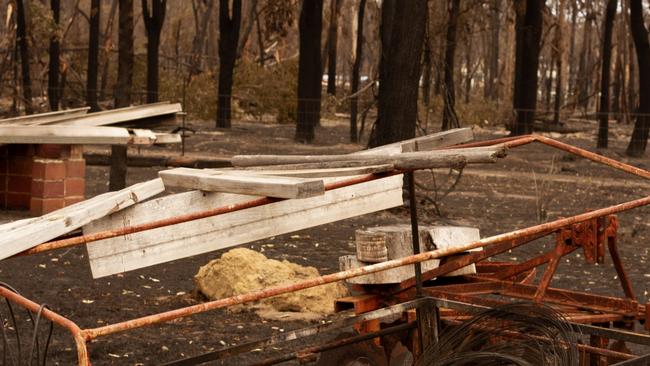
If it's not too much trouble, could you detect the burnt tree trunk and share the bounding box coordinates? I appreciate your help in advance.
[567,0,577,102]
[625,0,650,156]
[552,0,566,125]
[349,0,366,143]
[442,0,460,130]
[87,0,100,111]
[511,0,543,135]
[216,0,242,128]
[110,0,134,191]
[295,0,323,143]
[48,0,60,111]
[368,0,426,147]
[16,0,32,114]
[597,0,618,149]
[326,0,341,95]
[485,0,500,101]
[143,0,166,104]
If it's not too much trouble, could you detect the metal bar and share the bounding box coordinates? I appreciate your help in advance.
[0,287,90,365]
[18,173,389,256]
[493,242,578,280]
[252,322,416,366]
[161,298,428,364]
[608,234,636,300]
[533,237,568,302]
[82,194,650,341]
[450,134,650,181]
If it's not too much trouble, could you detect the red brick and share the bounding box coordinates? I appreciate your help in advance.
[31,180,64,198]
[64,178,85,197]
[64,196,85,206]
[8,176,32,193]
[35,144,64,159]
[8,156,33,176]
[32,159,65,180]
[30,197,64,216]
[0,176,6,192]
[61,145,83,159]
[0,193,6,208]
[65,159,86,178]
[7,193,30,210]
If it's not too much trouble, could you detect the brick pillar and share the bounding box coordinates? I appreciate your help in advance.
[30,144,85,216]
[2,145,35,210]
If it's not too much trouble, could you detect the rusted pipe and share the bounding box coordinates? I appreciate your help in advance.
[19,173,390,256]
[81,194,650,339]
[449,134,650,181]
[0,287,90,365]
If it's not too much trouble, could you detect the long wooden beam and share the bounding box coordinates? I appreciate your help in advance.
[58,102,181,127]
[231,145,507,169]
[354,128,474,155]
[0,107,90,126]
[159,167,325,198]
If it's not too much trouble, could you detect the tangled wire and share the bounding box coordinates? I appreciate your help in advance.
[0,282,53,366]
[417,302,580,366]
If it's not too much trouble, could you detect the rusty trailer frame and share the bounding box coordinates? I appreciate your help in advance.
[0,134,649,364]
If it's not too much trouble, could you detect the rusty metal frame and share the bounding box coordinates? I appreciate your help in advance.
[0,135,649,364]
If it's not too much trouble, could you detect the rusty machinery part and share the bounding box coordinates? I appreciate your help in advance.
[313,332,389,366]
[162,299,427,365]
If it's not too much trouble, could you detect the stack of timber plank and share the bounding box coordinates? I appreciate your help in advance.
[0,102,182,145]
[0,128,505,281]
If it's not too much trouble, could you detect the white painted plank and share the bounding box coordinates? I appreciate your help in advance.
[0,126,131,145]
[85,175,404,278]
[159,168,325,198]
[59,102,181,127]
[0,179,165,260]
[153,133,182,144]
[354,128,474,155]
[0,107,90,126]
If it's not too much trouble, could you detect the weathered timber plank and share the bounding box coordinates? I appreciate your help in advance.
[159,168,325,198]
[354,128,474,155]
[0,126,132,145]
[58,102,182,127]
[0,107,90,125]
[0,179,164,260]
[230,145,506,168]
[85,174,404,278]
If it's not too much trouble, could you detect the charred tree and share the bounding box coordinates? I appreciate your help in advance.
[110,0,134,191]
[142,0,166,104]
[442,0,460,130]
[511,0,543,135]
[295,0,323,143]
[368,0,426,146]
[625,0,650,156]
[16,0,32,114]
[597,0,618,149]
[485,0,500,101]
[87,0,100,111]
[326,0,341,95]
[48,0,60,111]
[552,0,566,125]
[349,0,366,143]
[216,0,242,128]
